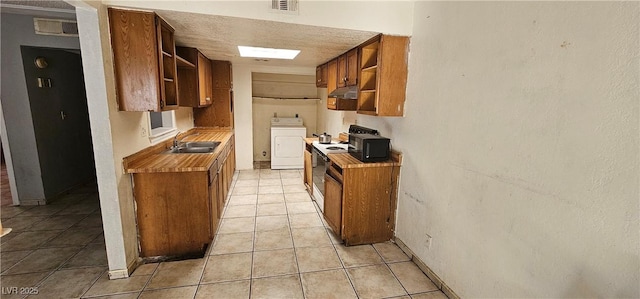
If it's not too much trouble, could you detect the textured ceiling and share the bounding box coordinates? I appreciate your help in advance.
[156,9,378,68]
[1,1,379,68]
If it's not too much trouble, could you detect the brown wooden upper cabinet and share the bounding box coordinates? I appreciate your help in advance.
[176,47,212,108]
[337,48,359,88]
[212,60,233,89]
[317,34,409,116]
[194,60,234,128]
[358,34,410,116]
[326,58,356,111]
[316,63,328,87]
[326,59,337,95]
[108,8,178,111]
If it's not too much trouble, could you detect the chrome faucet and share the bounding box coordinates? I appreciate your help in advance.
[172,131,199,149]
[172,131,182,149]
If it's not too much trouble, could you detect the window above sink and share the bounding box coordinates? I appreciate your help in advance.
[148,111,177,144]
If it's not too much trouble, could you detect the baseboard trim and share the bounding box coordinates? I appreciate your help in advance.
[19,199,46,206]
[394,237,461,299]
[107,269,129,280]
[108,258,138,280]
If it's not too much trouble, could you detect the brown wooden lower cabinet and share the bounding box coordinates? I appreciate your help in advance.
[133,171,211,257]
[323,160,399,246]
[208,161,220,240]
[303,145,313,192]
[216,138,235,218]
[323,173,342,234]
[133,139,236,258]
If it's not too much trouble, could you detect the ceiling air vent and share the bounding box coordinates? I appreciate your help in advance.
[271,0,298,14]
[34,18,78,37]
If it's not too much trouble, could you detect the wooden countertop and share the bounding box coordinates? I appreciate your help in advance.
[304,137,344,145]
[306,136,402,168]
[328,153,401,169]
[124,128,233,174]
[304,137,315,145]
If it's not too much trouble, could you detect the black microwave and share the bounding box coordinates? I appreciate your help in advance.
[348,133,390,162]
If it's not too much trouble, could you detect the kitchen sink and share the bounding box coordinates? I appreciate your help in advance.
[165,141,220,154]
[184,141,220,148]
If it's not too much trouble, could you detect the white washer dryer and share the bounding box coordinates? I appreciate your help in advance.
[270,117,306,169]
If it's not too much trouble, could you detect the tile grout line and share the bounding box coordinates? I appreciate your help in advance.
[314,196,362,298]
[76,268,113,299]
[37,203,104,297]
[2,188,107,299]
[3,202,103,292]
[299,184,356,298]
[248,170,263,299]
[373,245,411,297]
[279,173,308,299]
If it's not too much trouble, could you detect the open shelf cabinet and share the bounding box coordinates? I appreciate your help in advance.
[108,8,179,111]
[157,17,178,110]
[357,34,409,116]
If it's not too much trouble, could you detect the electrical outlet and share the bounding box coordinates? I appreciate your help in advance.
[140,126,147,138]
[425,234,432,250]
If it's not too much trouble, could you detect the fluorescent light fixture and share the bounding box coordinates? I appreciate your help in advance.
[238,46,300,59]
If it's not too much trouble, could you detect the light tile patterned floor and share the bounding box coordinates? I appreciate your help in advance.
[0,170,448,299]
[0,181,106,299]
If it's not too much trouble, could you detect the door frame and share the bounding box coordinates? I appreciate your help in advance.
[0,100,20,205]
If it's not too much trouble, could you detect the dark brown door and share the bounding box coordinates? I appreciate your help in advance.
[21,46,95,199]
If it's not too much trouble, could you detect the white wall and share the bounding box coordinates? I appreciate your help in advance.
[358,2,639,297]
[252,73,318,162]
[252,73,317,99]
[75,2,193,277]
[103,0,414,36]
[233,64,315,170]
[0,12,80,202]
[252,98,317,161]
[315,88,356,137]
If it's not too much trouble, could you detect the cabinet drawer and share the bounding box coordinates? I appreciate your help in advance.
[209,160,219,184]
[327,161,343,183]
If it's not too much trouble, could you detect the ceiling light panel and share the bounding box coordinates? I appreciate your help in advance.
[237,46,300,59]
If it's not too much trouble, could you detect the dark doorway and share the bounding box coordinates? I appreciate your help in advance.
[20,46,95,200]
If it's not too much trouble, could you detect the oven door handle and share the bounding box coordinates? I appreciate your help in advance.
[312,147,329,162]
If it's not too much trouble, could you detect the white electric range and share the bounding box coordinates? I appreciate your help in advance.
[311,141,348,211]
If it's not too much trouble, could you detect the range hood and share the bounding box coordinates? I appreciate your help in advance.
[328,86,358,99]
